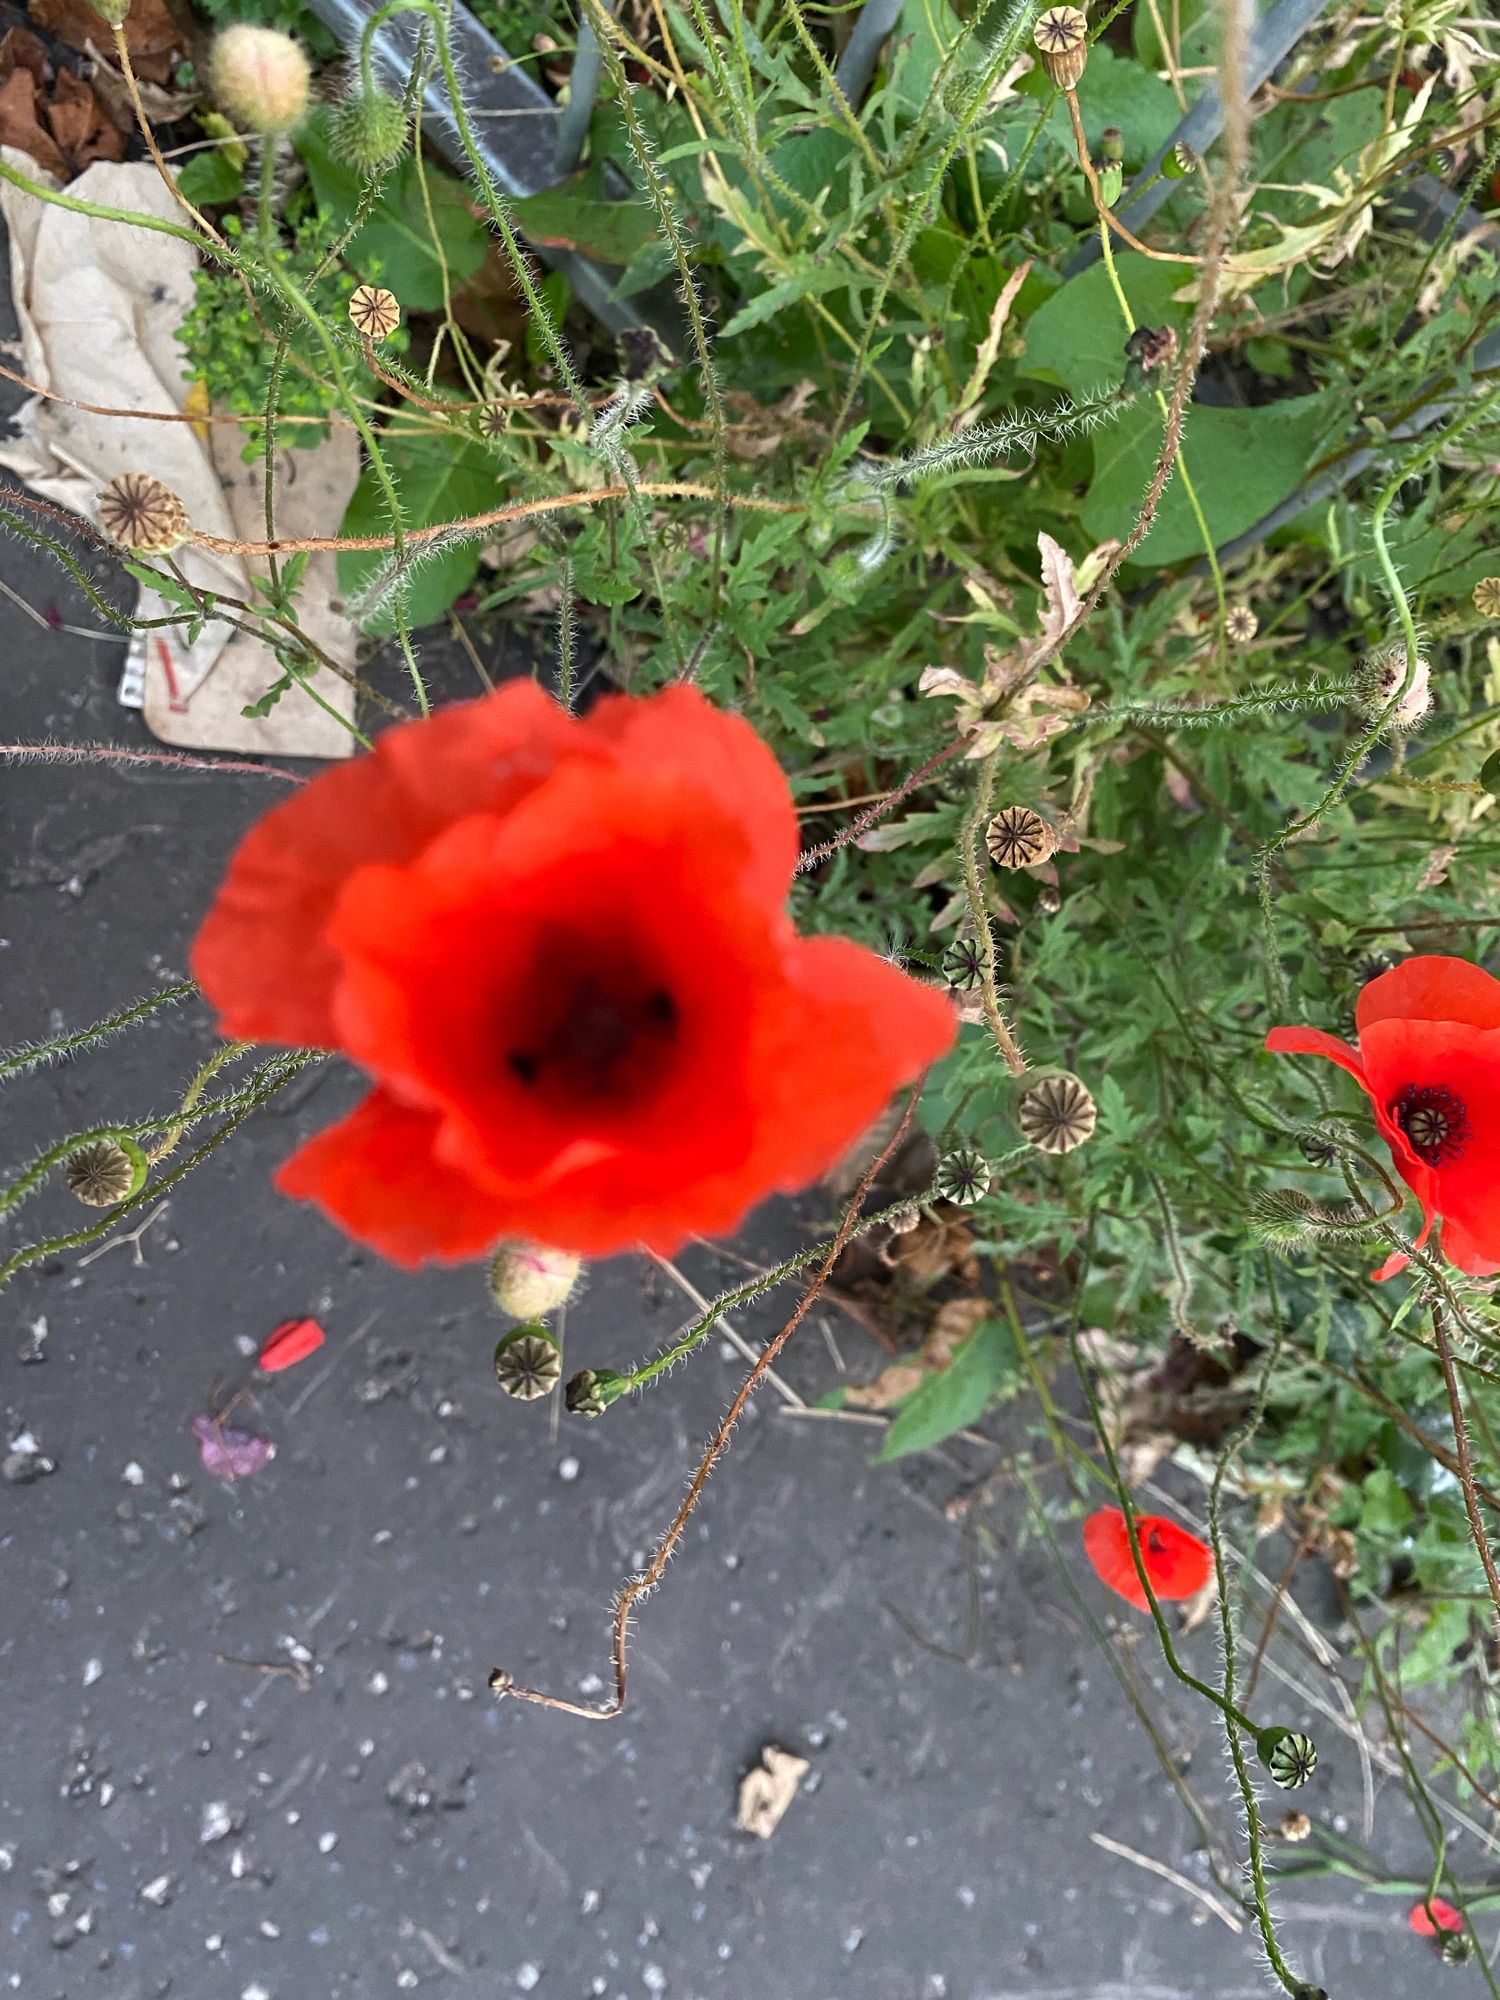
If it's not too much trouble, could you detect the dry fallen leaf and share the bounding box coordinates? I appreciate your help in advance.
[845,1296,990,1409]
[31,0,182,83]
[737,1745,810,1839]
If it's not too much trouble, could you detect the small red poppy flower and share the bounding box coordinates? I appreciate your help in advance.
[1266,956,1500,1281]
[1410,1897,1464,1937]
[258,1317,326,1372]
[1083,1507,1214,1610]
[192,684,956,1266]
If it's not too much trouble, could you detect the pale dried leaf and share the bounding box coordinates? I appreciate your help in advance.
[737,1746,810,1839]
[1035,531,1081,648]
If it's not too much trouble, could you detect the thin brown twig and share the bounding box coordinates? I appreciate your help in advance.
[110,23,227,250]
[795,737,969,874]
[492,1091,922,1720]
[0,741,304,782]
[1433,1298,1500,1634]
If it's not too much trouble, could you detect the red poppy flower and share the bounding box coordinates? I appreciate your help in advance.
[192,683,955,1266]
[1410,1897,1464,1937]
[1083,1507,1214,1610]
[258,1317,326,1372]
[1266,956,1500,1280]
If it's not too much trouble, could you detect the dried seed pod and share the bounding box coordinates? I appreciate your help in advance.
[1354,642,1431,730]
[934,1149,992,1206]
[1278,1810,1312,1843]
[1225,602,1258,644]
[1035,884,1062,916]
[98,473,189,553]
[493,1326,562,1401]
[348,285,401,340]
[941,934,988,990]
[487,1667,515,1695]
[1257,1727,1318,1790]
[478,402,508,440]
[1032,6,1089,88]
[1017,1073,1097,1154]
[65,1139,142,1207]
[887,1203,922,1235]
[1472,577,1500,618]
[985,805,1055,870]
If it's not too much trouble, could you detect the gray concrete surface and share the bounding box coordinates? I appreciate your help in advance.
[0,348,1458,2000]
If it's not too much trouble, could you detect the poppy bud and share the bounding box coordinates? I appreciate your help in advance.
[329,86,409,174]
[87,0,133,23]
[487,1244,581,1319]
[1016,1071,1097,1154]
[1033,6,1089,89]
[209,25,311,135]
[1354,643,1431,731]
[934,1149,992,1205]
[1256,1726,1318,1789]
[493,1325,563,1401]
[66,1138,146,1207]
[565,1366,627,1417]
[258,1317,326,1372]
[1249,1187,1316,1249]
[1096,125,1124,165]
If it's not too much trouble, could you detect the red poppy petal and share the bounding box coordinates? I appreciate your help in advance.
[275,1090,513,1267]
[1359,956,1500,1036]
[1084,1508,1213,1609]
[1371,1248,1411,1282]
[1410,1898,1464,1936]
[1084,1508,1150,1609]
[257,1317,326,1372]
[1264,1025,1369,1088]
[192,682,579,1047]
[578,685,798,906]
[1438,1211,1500,1278]
[1359,1020,1500,1252]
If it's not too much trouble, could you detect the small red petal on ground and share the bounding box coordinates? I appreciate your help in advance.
[191,1414,275,1481]
[258,1317,326,1372]
[1409,1898,1464,1936]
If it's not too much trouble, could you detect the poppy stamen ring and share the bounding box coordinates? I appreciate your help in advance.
[1390,1083,1470,1167]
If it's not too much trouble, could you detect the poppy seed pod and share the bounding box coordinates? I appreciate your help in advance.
[1473,577,1500,618]
[941,934,989,991]
[1278,1810,1312,1842]
[1017,1071,1097,1154]
[1032,6,1089,88]
[210,25,311,135]
[98,473,189,554]
[985,805,1055,869]
[1442,1933,1475,1966]
[493,1325,563,1401]
[65,1138,145,1207]
[487,1244,581,1319]
[1256,1726,1318,1790]
[933,1148,992,1206]
[348,285,401,341]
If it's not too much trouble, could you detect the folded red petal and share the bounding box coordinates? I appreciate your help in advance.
[1358,955,1500,1036]
[192,683,578,1046]
[1264,1024,1369,1088]
[1410,1898,1464,1937]
[275,1089,514,1267]
[1083,1507,1212,1610]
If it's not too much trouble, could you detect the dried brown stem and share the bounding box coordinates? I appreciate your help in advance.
[794,737,969,875]
[1433,1299,1500,1635]
[493,1090,922,1720]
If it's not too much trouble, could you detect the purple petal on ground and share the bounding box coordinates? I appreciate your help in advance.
[191,1414,276,1481]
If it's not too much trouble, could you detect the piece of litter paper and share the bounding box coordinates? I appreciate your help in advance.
[190,1415,275,1482]
[736,1744,810,1839]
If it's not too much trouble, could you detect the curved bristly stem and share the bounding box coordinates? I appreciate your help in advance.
[493,1092,922,1719]
[0,981,198,1084]
[1433,1299,1500,1635]
[959,751,1027,1077]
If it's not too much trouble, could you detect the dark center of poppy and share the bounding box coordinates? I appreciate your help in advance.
[1390,1082,1470,1167]
[507,971,679,1110]
[1146,1527,1166,1557]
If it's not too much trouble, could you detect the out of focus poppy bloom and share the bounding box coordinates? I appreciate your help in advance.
[1266,956,1500,1280]
[1409,1897,1464,1937]
[193,684,955,1266]
[1084,1507,1213,1610]
[258,1317,326,1372]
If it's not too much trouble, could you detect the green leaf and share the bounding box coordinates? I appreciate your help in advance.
[296,112,488,311]
[1020,253,1188,398]
[510,163,659,267]
[875,1316,1017,1462]
[1083,393,1329,567]
[719,264,861,340]
[176,149,244,206]
[336,432,499,632]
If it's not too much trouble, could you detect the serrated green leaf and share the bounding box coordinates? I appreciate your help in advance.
[875,1316,1017,1462]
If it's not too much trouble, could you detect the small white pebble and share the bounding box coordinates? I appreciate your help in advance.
[368,1671,389,1695]
[396,1974,418,1992]
[140,1873,174,1907]
[580,1889,601,1916]
[98,1783,116,1809]
[557,1456,580,1482]
[122,1462,145,1486]
[242,1985,271,2000]
[259,1920,280,1940]
[317,1831,338,1854]
[47,1892,70,1919]
[201,1801,234,1844]
[206,1936,223,1952]
[82,1658,103,1687]
[359,1739,375,1758]
[643,1967,666,1994]
[0,1847,12,1873]
[516,1965,541,1992]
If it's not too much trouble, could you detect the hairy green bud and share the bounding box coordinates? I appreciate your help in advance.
[330,86,410,174]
